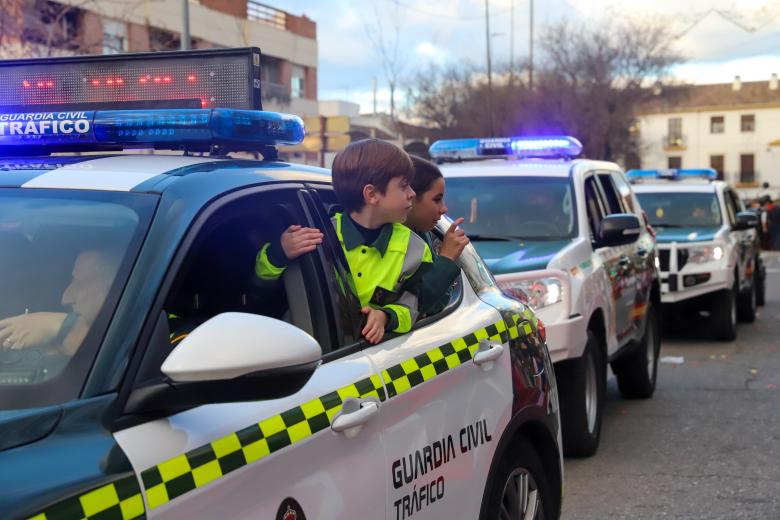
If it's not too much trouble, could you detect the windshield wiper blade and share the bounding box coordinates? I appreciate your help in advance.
[469,234,516,242]
[651,223,684,228]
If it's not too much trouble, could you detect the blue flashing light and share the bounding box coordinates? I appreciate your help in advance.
[429,135,582,161]
[626,168,717,182]
[0,108,304,154]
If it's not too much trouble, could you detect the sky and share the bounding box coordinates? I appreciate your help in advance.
[275,0,780,113]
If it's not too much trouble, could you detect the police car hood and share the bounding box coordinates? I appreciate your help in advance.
[654,226,720,244]
[473,239,570,274]
[0,406,62,452]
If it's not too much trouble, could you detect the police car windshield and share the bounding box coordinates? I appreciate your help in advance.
[635,192,722,229]
[445,176,577,240]
[0,189,155,410]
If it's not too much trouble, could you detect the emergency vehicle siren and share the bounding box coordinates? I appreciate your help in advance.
[0,48,304,157]
[626,168,717,183]
[428,136,582,162]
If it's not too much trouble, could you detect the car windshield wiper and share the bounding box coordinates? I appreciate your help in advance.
[651,223,684,228]
[469,234,517,242]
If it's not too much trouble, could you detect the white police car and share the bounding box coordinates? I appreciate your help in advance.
[432,137,661,457]
[0,49,561,520]
[629,169,764,341]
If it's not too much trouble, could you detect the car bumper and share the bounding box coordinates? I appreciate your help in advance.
[543,313,588,364]
[660,267,731,303]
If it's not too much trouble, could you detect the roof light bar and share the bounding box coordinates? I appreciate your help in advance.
[429,135,582,161]
[0,108,304,155]
[626,168,717,182]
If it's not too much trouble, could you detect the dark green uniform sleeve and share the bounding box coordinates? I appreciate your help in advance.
[413,255,460,316]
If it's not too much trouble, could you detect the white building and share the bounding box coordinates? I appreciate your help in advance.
[637,75,780,200]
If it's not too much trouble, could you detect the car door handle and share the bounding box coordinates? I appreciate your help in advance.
[331,397,379,438]
[474,340,504,370]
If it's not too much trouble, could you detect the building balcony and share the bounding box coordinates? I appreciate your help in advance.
[663,135,687,151]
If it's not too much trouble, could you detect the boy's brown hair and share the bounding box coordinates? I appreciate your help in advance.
[332,139,414,212]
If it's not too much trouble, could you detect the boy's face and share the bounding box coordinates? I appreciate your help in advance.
[375,176,416,223]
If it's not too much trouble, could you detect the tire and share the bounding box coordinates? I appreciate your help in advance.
[737,277,757,323]
[556,331,604,457]
[756,259,766,307]
[611,303,660,399]
[480,438,557,520]
[711,285,737,341]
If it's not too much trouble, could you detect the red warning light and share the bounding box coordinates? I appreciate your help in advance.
[139,76,148,84]
[36,81,45,88]
[22,80,31,88]
[91,79,100,87]
[187,74,197,82]
[46,81,54,88]
[163,76,172,83]
[201,99,208,108]
[106,79,114,86]
[116,77,124,85]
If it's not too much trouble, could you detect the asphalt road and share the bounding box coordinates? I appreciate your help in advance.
[561,253,780,520]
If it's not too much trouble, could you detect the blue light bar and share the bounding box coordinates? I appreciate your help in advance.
[429,135,582,161]
[0,108,304,154]
[626,168,717,182]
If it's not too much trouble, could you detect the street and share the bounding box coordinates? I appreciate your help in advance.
[562,253,780,519]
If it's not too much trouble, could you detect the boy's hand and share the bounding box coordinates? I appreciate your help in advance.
[280,225,323,260]
[439,217,470,262]
[361,307,388,344]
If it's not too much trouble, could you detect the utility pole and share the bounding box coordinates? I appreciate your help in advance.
[484,0,494,137]
[528,0,534,90]
[509,0,514,80]
[181,0,191,50]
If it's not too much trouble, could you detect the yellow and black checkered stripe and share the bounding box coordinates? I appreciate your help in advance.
[27,474,145,520]
[140,313,535,510]
[141,374,385,510]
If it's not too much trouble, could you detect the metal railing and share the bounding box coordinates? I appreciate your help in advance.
[247,1,286,30]
[662,135,686,149]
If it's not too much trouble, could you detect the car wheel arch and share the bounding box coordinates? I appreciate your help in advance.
[477,409,562,520]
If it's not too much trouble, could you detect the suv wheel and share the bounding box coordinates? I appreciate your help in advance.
[737,277,757,323]
[556,331,604,457]
[711,284,738,341]
[612,303,660,399]
[480,438,556,520]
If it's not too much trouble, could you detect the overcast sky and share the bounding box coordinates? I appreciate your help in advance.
[276,0,780,113]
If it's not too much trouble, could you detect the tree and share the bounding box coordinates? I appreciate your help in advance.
[364,2,406,120]
[404,19,682,164]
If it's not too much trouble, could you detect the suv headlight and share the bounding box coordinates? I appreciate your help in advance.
[688,245,724,264]
[499,277,563,310]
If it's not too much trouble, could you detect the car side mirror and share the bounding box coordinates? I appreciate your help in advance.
[596,214,642,248]
[734,211,758,231]
[125,313,321,415]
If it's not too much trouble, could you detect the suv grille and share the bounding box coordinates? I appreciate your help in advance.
[658,249,689,272]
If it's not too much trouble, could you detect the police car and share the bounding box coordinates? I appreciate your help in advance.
[629,168,765,341]
[0,49,561,520]
[431,137,660,457]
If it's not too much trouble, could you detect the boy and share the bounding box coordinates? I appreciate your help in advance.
[256,139,432,344]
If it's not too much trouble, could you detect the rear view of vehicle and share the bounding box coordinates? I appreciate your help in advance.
[433,137,661,458]
[630,168,764,340]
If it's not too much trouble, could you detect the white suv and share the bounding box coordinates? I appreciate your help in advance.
[630,168,765,340]
[433,136,661,458]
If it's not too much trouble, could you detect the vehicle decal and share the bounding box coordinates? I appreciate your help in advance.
[139,315,533,510]
[27,474,145,520]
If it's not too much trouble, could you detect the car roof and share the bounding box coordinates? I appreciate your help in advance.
[632,182,721,194]
[438,158,621,178]
[0,153,331,194]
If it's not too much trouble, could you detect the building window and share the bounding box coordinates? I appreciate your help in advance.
[102,19,127,54]
[740,154,755,184]
[291,65,305,99]
[741,114,755,133]
[710,155,725,181]
[668,117,682,141]
[710,116,724,134]
[668,157,682,169]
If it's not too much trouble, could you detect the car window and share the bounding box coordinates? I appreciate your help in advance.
[445,176,578,240]
[584,176,606,239]
[0,189,156,410]
[134,188,329,384]
[725,190,741,226]
[635,192,723,228]
[596,173,625,214]
[610,172,638,214]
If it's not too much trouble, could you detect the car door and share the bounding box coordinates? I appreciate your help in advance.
[304,185,513,520]
[724,188,754,291]
[598,172,645,341]
[113,186,387,519]
[584,174,631,344]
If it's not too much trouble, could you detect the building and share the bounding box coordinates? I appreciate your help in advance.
[637,75,780,199]
[0,0,318,117]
